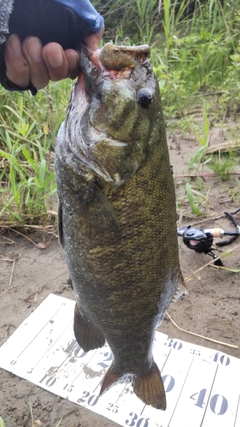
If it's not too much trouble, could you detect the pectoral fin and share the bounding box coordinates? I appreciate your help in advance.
[77,183,121,242]
[74,304,105,352]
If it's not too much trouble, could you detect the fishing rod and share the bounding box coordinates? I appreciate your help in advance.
[177,208,240,266]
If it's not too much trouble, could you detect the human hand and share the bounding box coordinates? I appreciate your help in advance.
[4,27,104,90]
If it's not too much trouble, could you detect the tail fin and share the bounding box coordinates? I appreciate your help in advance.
[99,363,122,396]
[133,362,166,410]
[99,361,166,410]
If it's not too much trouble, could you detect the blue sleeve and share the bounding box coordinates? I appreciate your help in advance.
[52,0,104,34]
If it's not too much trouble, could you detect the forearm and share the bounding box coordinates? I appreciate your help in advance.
[0,0,14,89]
[0,0,104,92]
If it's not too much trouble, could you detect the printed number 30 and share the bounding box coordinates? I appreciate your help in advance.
[125,412,148,427]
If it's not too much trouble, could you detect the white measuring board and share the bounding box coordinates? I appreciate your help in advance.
[0,293,239,427]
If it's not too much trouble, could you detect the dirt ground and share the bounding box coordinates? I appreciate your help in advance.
[0,123,240,427]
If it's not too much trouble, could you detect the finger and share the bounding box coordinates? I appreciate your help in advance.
[4,34,30,87]
[22,37,49,89]
[84,26,105,52]
[42,43,68,82]
[65,49,80,80]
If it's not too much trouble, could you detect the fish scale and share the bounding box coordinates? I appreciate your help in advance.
[55,43,181,410]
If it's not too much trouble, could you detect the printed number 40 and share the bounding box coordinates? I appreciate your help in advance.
[191,389,228,415]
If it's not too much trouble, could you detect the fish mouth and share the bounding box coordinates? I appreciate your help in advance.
[79,43,151,90]
[92,43,150,71]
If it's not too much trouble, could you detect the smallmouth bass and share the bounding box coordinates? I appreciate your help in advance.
[55,43,181,410]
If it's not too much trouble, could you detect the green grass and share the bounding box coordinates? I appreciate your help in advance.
[0,80,72,226]
[188,106,211,171]
[185,182,210,216]
[207,152,238,181]
[92,0,161,44]
[151,0,239,114]
[1,0,240,227]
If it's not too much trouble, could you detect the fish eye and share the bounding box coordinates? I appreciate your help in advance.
[137,88,152,109]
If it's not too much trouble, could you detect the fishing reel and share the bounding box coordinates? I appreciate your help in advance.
[177,209,240,266]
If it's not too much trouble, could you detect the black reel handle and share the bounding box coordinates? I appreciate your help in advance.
[180,227,213,254]
[177,209,240,267]
[177,226,221,264]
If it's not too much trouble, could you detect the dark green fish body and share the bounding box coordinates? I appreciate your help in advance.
[55,43,180,410]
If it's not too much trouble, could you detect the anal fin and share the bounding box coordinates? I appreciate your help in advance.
[74,304,105,352]
[133,361,166,410]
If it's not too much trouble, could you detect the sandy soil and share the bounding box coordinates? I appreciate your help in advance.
[0,124,240,427]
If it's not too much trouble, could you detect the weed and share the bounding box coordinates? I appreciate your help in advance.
[195,108,210,148]
[185,183,210,216]
[150,0,239,115]
[93,0,160,44]
[189,106,212,170]
[0,414,63,427]
[55,418,63,427]
[177,117,194,132]
[0,82,70,226]
[29,403,63,427]
[207,151,237,181]
[229,186,240,202]
[134,0,159,44]
[0,137,56,224]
